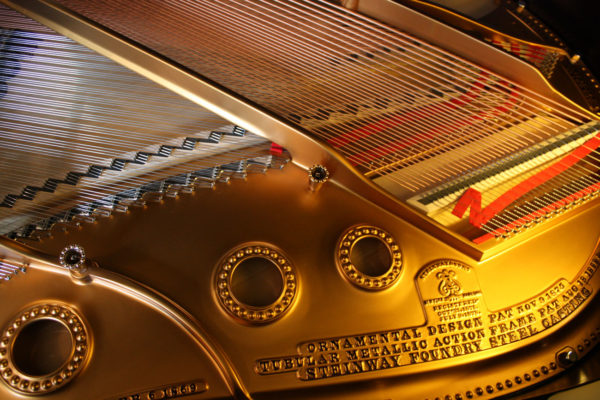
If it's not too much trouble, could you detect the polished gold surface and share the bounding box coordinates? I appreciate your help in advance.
[0,0,599,399]
[0,163,597,398]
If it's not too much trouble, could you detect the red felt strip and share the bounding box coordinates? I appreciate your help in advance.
[453,133,600,230]
[510,42,520,56]
[270,142,284,155]
[473,180,600,244]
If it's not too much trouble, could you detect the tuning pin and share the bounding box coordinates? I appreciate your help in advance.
[308,165,329,192]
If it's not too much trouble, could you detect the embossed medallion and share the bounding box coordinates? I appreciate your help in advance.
[215,243,297,324]
[335,225,402,290]
[0,303,91,395]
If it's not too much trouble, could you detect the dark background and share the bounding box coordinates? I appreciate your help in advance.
[526,0,600,78]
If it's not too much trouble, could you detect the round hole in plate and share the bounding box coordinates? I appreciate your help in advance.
[350,236,392,277]
[230,256,284,307]
[12,318,73,377]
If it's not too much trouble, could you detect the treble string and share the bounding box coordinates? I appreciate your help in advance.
[172,0,535,179]
[175,0,572,185]
[190,0,596,198]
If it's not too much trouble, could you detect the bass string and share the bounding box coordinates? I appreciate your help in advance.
[254,0,584,133]
[0,5,54,33]
[277,0,568,121]
[0,138,272,216]
[15,0,595,125]
[19,0,600,231]
[77,0,568,158]
[357,117,532,190]
[227,0,600,225]
[1,12,584,205]
[0,144,274,233]
[199,0,568,130]
[3,1,596,225]
[248,0,592,166]
[260,0,600,195]
[0,125,260,199]
[196,1,544,162]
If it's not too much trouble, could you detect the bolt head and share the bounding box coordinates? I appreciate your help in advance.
[558,349,578,366]
[308,165,329,183]
[59,245,86,270]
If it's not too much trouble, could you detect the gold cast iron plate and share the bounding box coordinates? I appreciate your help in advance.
[17,163,600,399]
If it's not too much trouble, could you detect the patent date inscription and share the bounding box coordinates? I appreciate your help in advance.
[255,257,598,381]
[112,380,207,400]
